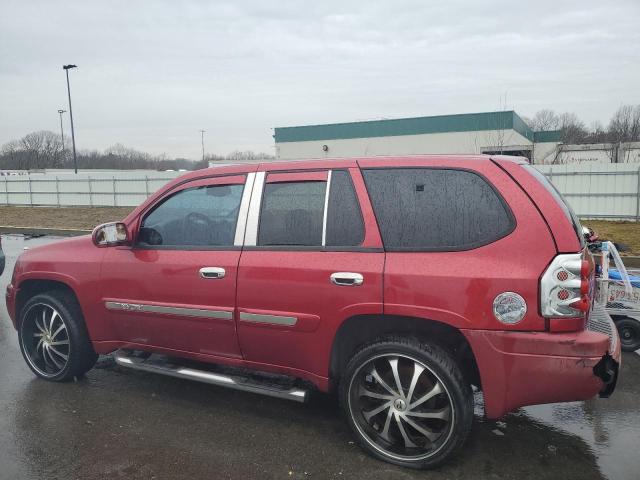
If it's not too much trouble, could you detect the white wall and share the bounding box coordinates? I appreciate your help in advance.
[276,129,532,159]
[557,144,615,164]
[554,142,640,164]
[621,142,640,163]
[533,141,560,164]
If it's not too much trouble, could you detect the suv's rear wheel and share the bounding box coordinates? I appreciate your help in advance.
[18,291,98,381]
[339,337,473,469]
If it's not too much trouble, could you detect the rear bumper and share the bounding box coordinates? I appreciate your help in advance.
[463,322,620,419]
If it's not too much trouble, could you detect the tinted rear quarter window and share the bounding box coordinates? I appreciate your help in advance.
[363,168,514,250]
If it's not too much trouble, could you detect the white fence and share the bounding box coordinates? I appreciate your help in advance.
[537,163,640,221]
[1,164,640,221]
[0,171,181,208]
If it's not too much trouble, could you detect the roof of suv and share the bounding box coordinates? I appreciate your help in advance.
[194,154,529,179]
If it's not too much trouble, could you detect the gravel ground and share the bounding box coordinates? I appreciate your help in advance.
[0,206,134,231]
[583,220,640,256]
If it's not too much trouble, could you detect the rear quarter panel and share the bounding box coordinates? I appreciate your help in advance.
[359,157,556,331]
[493,158,581,253]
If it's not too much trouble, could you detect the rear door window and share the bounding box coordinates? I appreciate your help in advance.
[362,168,515,251]
[256,170,365,248]
[258,181,326,246]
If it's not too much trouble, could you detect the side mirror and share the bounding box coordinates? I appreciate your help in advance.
[92,222,130,247]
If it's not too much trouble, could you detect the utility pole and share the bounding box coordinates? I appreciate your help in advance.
[63,64,78,173]
[200,129,206,163]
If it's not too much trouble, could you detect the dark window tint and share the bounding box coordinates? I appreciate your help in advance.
[523,165,584,247]
[258,181,326,246]
[138,183,243,247]
[363,168,514,250]
[326,170,364,246]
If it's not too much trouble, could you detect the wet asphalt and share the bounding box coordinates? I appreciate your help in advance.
[0,234,639,480]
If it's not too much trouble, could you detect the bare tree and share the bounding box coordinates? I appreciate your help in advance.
[1,131,274,171]
[528,109,560,131]
[479,94,511,154]
[608,105,640,144]
[586,121,608,143]
[206,150,275,162]
[557,112,587,144]
[0,139,26,170]
[14,131,64,169]
[104,143,153,168]
[525,109,587,143]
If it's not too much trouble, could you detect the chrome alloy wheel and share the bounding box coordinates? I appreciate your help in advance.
[21,303,70,377]
[348,354,455,461]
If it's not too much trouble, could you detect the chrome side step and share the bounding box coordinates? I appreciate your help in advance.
[113,351,309,403]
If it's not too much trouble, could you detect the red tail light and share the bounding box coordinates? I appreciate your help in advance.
[540,250,594,322]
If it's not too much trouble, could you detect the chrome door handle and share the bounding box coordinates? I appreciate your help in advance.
[330,272,363,286]
[199,267,226,279]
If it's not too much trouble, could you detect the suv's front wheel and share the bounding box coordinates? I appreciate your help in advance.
[18,291,98,381]
[339,337,473,469]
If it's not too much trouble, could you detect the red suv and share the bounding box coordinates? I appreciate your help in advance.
[6,155,620,469]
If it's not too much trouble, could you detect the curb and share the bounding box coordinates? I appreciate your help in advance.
[0,226,90,237]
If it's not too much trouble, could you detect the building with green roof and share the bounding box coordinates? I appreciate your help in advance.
[274,111,561,164]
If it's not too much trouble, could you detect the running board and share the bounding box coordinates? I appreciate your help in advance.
[114,351,309,403]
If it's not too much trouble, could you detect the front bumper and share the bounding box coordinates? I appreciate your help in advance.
[5,282,17,328]
[463,305,620,419]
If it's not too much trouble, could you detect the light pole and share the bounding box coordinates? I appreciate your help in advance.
[200,129,206,163]
[57,109,66,150]
[63,64,78,173]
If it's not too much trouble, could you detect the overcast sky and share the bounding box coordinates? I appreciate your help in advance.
[1,0,639,159]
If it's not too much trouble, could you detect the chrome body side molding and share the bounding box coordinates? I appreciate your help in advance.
[239,312,298,326]
[105,301,233,320]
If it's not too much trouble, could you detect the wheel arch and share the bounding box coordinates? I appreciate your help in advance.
[16,278,81,324]
[329,314,481,391]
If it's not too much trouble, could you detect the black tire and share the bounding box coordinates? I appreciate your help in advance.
[614,316,640,352]
[339,336,473,469]
[18,290,98,381]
